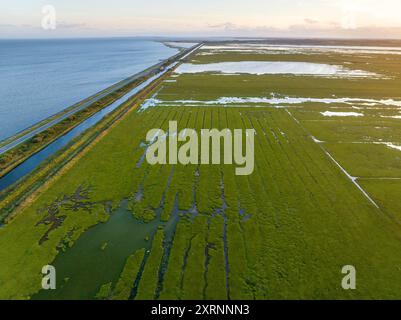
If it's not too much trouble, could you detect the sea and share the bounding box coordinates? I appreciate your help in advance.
[0,38,178,141]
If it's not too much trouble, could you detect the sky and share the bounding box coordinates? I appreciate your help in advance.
[1,0,401,39]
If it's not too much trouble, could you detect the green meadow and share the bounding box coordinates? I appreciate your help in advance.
[1,43,401,299]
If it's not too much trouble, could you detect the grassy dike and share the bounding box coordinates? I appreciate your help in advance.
[0,78,148,178]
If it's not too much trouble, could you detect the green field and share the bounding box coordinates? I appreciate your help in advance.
[1,43,401,299]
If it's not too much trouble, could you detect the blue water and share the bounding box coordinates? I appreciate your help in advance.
[0,60,180,191]
[0,38,178,141]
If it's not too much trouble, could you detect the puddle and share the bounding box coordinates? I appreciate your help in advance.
[321,111,364,117]
[374,142,401,152]
[381,115,401,119]
[239,207,252,223]
[147,96,401,108]
[311,136,325,143]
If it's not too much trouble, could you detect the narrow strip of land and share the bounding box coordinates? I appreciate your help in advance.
[0,45,201,156]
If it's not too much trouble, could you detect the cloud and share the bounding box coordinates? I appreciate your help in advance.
[208,22,238,31]
[0,21,97,38]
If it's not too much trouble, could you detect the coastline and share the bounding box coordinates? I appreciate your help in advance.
[0,43,196,181]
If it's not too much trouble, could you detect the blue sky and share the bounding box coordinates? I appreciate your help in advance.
[1,0,401,38]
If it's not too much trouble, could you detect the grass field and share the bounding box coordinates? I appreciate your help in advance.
[1,42,401,299]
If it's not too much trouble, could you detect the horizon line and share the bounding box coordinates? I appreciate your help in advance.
[2,35,401,42]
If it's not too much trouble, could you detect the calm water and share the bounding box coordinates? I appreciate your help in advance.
[0,38,178,141]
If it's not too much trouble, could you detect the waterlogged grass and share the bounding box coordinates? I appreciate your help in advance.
[158,73,401,102]
[360,178,401,217]
[299,118,401,143]
[2,45,401,300]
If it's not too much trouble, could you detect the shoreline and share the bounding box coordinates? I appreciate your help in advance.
[0,44,199,181]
